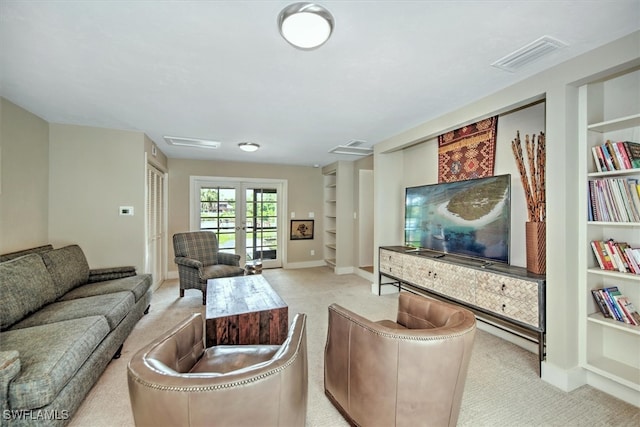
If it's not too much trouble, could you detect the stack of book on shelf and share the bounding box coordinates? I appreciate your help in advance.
[591,286,640,326]
[587,177,640,222]
[590,239,640,275]
[591,140,640,172]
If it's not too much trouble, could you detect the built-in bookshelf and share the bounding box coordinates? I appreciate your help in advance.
[323,167,337,267]
[578,68,640,403]
[322,161,355,274]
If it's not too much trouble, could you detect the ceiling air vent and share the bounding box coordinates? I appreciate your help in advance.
[329,140,373,156]
[164,136,221,149]
[491,36,567,72]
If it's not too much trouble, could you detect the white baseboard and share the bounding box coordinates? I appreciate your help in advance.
[166,271,178,280]
[355,268,374,282]
[540,361,585,392]
[283,260,327,269]
[334,266,354,275]
[538,362,640,407]
[584,370,640,407]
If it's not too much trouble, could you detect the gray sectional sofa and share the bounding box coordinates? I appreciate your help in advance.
[0,244,152,426]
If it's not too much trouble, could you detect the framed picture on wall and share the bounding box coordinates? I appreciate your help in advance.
[290,220,314,240]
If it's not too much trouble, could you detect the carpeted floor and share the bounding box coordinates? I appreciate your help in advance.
[69,267,639,426]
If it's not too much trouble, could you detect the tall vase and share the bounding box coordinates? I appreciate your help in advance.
[525,221,546,275]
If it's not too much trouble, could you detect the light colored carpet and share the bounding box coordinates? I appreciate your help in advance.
[69,267,639,426]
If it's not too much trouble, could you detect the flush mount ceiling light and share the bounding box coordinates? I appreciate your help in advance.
[238,142,260,152]
[278,2,334,50]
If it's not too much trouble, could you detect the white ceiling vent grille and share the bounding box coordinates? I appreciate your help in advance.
[491,36,567,72]
[329,140,373,156]
[164,136,221,149]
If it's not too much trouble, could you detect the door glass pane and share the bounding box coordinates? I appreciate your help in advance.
[200,187,237,254]
[246,188,278,260]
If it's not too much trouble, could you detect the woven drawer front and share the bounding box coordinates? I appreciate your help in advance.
[433,264,475,304]
[402,255,437,289]
[475,290,539,327]
[476,272,539,304]
[380,250,403,277]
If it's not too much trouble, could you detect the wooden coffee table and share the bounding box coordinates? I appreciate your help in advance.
[205,275,288,347]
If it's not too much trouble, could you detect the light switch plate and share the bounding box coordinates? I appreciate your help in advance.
[120,206,134,216]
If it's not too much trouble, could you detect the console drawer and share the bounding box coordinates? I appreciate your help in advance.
[475,289,540,327]
[402,255,437,289]
[476,271,539,304]
[379,249,404,278]
[433,264,475,304]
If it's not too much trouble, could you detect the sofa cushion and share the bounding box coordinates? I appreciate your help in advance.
[10,291,135,331]
[0,316,110,410]
[201,264,246,281]
[0,245,53,262]
[41,245,90,298]
[0,254,58,331]
[60,274,152,302]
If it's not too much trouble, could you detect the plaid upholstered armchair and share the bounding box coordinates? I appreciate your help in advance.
[172,232,245,305]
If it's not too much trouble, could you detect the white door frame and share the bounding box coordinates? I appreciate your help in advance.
[144,155,168,291]
[190,176,288,268]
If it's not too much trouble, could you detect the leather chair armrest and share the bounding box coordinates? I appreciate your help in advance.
[217,252,241,267]
[325,305,402,426]
[174,257,203,269]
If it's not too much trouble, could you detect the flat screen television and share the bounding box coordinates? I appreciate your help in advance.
[404,174,511,264]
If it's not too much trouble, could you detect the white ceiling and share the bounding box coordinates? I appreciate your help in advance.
[1,1,639,167]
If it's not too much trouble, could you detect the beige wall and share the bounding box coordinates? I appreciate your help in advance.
[167,158,324,272]
[48,124,147,271]
[374,31,640,391]
[0,98,49,253]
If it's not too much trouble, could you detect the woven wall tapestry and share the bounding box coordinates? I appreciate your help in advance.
[438,116,498,182]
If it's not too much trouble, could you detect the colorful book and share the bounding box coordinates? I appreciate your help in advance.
[604,240,626,272]
[624,247,640,274]
[599,289,622,321]
[606,141,622,170]
[612,241,631,273]
[592,146,605,172]
[622,141,640,169]
[588,181,598,220]
[616,296,640,326]
[596,240,616,270]
[590,241,606,269]
[630,247,640,269]
[627,178,640,220]
[604,287,629,323]
[591,289,612,318]
[616,141,633,169]
[600,143,616,171]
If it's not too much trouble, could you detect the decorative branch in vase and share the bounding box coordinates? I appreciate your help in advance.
[512,131,546,274]
[512,131,546,222]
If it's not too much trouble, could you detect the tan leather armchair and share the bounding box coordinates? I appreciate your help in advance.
[324,292,476,427]
[127,312,308,427]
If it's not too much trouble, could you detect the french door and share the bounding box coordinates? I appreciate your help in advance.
[191,177,284,269]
